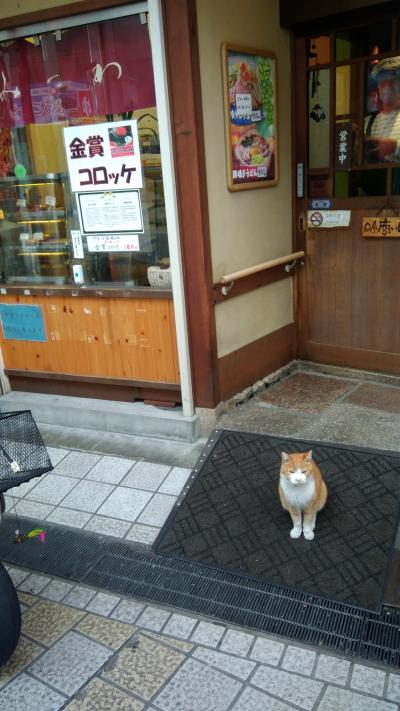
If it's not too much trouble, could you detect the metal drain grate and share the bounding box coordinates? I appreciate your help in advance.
[1,516,399,667]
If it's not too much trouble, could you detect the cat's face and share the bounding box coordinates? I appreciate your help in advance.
[280,450,313,486]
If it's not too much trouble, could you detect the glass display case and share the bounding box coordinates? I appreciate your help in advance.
[0,175,70,284]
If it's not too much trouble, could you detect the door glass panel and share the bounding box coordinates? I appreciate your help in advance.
[364,55,400,164]
[308,36,330,67]
[336,65,350,115]
[335,22,391,61]
[308,174,330,198]
[392,168,400,193]
[334,169,386,197]
[309,68,330,168]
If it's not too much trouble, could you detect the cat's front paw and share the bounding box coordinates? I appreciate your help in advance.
[290,527,302,539]
[303,529,315,541]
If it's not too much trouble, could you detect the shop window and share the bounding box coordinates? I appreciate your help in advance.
[0,12,169,287]
[308,68,330,169]
[335,22,391,61]
[334,169,387,197]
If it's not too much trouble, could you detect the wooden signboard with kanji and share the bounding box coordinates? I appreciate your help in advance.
[362,217,400,238]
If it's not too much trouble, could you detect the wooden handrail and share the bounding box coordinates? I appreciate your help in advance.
[219,251,305,284]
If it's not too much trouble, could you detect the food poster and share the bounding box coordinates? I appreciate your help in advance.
[224,46,278,190]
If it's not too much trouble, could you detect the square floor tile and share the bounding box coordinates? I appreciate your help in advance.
[30,630,113,695]
[122,461,171,491]
[137,493,176,527]
[46,507,92,528]
[232,686,293,711]
[190,621,225,647]
[76,613,135,649]
[60,480,114,513]
[136,606,170,632]
[220,629,254,657]
[350,664,386,697]
[9,475,44,498]
[0,673,65,711]
[153,657,242,711]
[315,654,350,686]
[22,599,85,645]
[40,579,74,602]
[86,592,120,616]
[158,467,192,496]
[193,647,255,680]
[63,586,96,609]
[13,499,54,520]
[102,635,184,700]
[125,523,160,545]
[282,646,316,676]
[46,447,70,467]
[111,599,145,624]
[64,678,144,711]
[85,456,135,485]
[345,383,400,414]
[84,515,131,538]
[0,636,43,689]
[53,451,101,478]
[318,686,396,711]
[251,666,323,710]
[162,614,197,640]
[257,372,353,413]
[18,573,51,595]
[7,567,30,587]
[25,474,77,506]
[97,487,152,522]
[250,637,285,666]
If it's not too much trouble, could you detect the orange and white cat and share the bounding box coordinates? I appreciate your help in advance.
[279,450,327,541]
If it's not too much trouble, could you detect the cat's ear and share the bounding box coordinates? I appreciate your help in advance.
[305,450,313,462]
[281,451,289,462]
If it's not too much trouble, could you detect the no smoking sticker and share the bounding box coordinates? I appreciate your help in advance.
[307,210,351,229]
[310,211,323,227]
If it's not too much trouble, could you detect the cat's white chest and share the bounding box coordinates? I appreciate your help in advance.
[280,476,315,510]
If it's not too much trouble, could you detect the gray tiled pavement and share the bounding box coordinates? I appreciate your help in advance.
[5,451,192,547]
[3,363,400,708]
[1,564,400,710]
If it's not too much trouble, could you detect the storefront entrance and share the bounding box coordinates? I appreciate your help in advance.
[293,13,400,375]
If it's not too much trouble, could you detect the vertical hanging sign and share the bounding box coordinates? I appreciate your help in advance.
[334,121,352,170]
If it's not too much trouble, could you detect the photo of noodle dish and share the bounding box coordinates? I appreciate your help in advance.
[229,58,264,125]
[233,125,275,174]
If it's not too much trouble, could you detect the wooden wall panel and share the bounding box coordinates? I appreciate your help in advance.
[0,295,179,384]
[218,324,296,402]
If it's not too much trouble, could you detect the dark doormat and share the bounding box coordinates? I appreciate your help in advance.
[154,429,400,612]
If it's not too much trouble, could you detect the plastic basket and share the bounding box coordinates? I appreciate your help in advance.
[147,266,172,288]
[0,411,53,493]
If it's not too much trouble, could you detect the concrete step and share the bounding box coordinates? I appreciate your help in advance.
[40,423,206,469]
[0,392,199,444]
